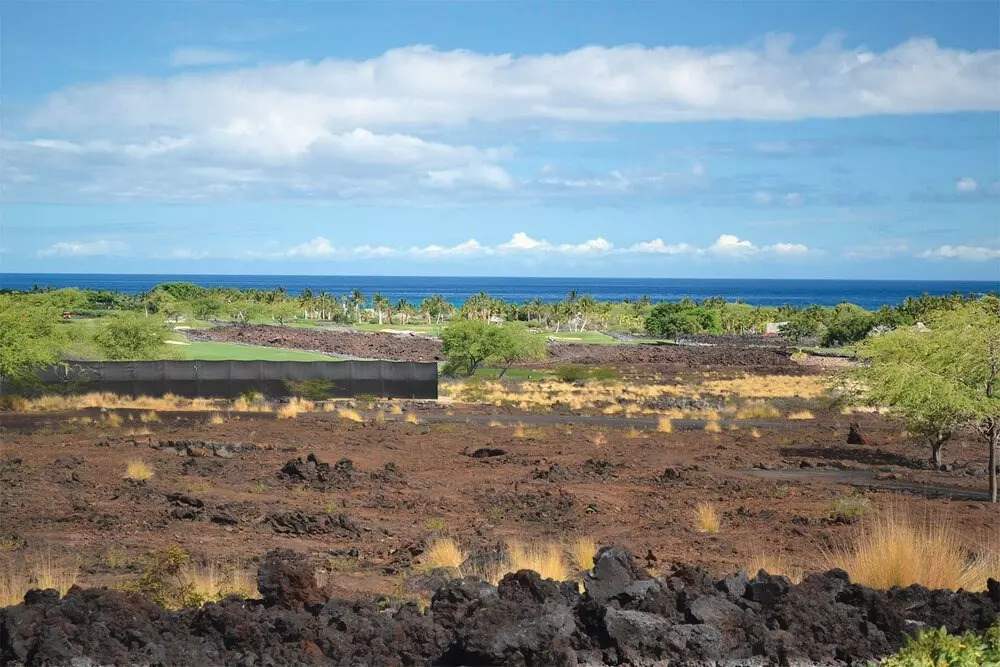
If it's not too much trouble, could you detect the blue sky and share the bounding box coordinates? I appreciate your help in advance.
[1,0,998,280]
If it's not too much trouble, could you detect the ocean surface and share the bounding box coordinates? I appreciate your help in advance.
[1,274,996,309]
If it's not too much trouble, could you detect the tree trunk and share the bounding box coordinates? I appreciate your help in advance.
[990,420,998,503]
[930,437,944,467]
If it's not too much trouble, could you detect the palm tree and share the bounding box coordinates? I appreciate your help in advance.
[372,293,389,325]
[576,295,596,331]
[395,298,411,325]
[349,289,365,319]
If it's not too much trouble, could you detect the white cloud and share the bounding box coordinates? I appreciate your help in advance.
[709,234,757,256]
[37,240,126,257]
[169,47,248,67]
[170,248,210,259]
[351,245,397,258]
[409,239,489,257]
[783,192,804,205]
[955,176,979,193]
[30,38,1000,134]
[919,245,1000,261]
[499,232,549,251]
[494,232,614,255]
[771,242,810,256]
[286,236,336,257]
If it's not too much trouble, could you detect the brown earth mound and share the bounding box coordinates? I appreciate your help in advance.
[191,325,444,362]
[3,547,997,667]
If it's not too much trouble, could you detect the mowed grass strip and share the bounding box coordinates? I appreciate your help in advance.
[176,341,338,362]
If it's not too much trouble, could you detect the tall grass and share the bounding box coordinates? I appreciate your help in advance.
[0,555,78,606]
[277,397,315,419]
[735,400,781,420]
[336,407,364,422]
[694,502,720,533]
[827,506,974,590]
[568,537,597,573]
[503,542,568,582]
[656,416,673,433]
[745,552,803,584]
[423,538,467,572]
[704,419,722,433]
[405,413,420,424]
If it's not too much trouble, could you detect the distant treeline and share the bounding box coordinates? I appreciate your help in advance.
[5,281,994,347]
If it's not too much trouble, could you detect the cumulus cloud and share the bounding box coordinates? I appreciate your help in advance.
[273,232,807,261]
[7,36,999,202]
[169,47,248,67]
[919,245,1000,261]
[286,237,336,257]
[37,240,126,257]
[955,176,979,193]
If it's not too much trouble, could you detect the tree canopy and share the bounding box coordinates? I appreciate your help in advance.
[440,320,546,376]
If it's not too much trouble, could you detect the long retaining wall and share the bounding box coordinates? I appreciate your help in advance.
[25,360,438,399]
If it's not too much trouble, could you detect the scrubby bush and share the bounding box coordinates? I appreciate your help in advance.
[877,621,1000,666]
[644,302,722,338]
[93,313,171,360]
[441,320,545,377]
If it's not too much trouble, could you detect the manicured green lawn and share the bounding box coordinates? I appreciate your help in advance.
[172,341,337,362]
[545,330,619,344]
[352,322,444,335]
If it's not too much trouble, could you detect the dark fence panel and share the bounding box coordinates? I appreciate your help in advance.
[25,360,438,399]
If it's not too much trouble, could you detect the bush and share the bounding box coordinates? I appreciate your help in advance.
[93,313,171,360]
[285,379,338,401]
[441,321,545,377]
[877,621,1000,666]
[644,302,722,338]
[555,364,589,383]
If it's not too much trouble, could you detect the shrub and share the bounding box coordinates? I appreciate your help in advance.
[124,460,154,481]
[555,364,589,383]
[568,537,597,573]
[119,546,254,609]
[504,542,568,582]
[285,379,338,401]
[423,538,466,572]
[93,313,171,360]
[828,495,871,522]
[877,621,1000,666]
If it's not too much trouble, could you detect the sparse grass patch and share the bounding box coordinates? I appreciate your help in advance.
[424,517,447,532]
[513,422,527,438]
[735,400,781,420]
[139,411,160,423]
[0,555,78,606]
[337,407,364,422]
[787,410,815,420]
[249,481,268,494]
[704,419,722,433]
[750,428,762,439]
[207,412,226,425]
[592,431,606,448]
[828,494,871,522]
[694,502,720,533]
[568,537,597,573]
[102,411,123,427]
[656,416,673,433]
[124,460,154,482]
[390,404,403,415]
[423,538,466,572]
[745,552,803,584]
[701,374,827,399]
[405,413,420,424]
[277,397,315,419]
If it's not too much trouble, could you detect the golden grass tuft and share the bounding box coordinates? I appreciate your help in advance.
[827,506,966,590]
[787,410,815,420]
[405,413,420,424]
[745,552,803,584]
[139,411,160,423]
[750,427,762,439]
[102,411,123,427]
[390,404,403,415]
[207,412,226,425]
[656,416,674,433]
[592,431,606,448]
[488,420,503,428]
[276,404,299,420]
[0,555,78,606]
[701,374,827,399]
[503,542,568,582]
[959,537,1000,591]
[694,502,720,533]
[704,419,722,433]
[628,426,642,438]
[568,537,598,573]
[124,460,154,481]
[735,400,781,420]
[513,422,527,438]
[336,407,364,422]
[423,538,467,572]
[180,564,257,603]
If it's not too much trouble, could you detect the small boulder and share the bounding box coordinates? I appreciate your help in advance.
[256,549,325,610]
[847,422,867,445]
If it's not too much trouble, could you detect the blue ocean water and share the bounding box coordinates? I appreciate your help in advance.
[1,274,996,309]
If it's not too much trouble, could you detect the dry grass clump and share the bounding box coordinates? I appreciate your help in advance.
[405,413,420,424]
[750,428,762,439]
[735,400,781,420]
[207,412,226,425]
[0,555,79,606]
[568,537,597,574]
[488,420,503,428]
[390,404,404,415]
[656,415,674,433]
[745,552,803,584]
[124,460,154,481]
[102,411,124,427]
[232,394,271,413]
[694,502,721,533]
[513,422,527,438]
[828,494,871,522]
[336,407,364,422]
[139,411,160,423]
[959,537,1000,591]
[704,419,722,433]
[702,374,827,399]
[591,431,606,448]
[827,506,981,590]
[502,542,569,582]
[276,397,315,420]
[179,564,256,603]
[787,410,815,420]
[24,392,216,412]
[423,538,467,572]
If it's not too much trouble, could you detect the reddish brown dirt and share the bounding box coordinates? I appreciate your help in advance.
[1,404,995,602]
[544,342,797,371]
[191,324,444,362]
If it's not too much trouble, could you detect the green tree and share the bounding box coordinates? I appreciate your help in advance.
[440,320,546,377]
[92,313,171,360]
[644,303,721,338]
[270,301,299,325]
[779,316,821,345]
[850,297,1000,500]
[0,295,65,387]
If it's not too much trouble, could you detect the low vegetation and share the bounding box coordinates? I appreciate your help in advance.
[694,502,720,533]
[118,546,255,609]
[876,621,1000,667]
[0,554,79,607]
[124,460,154,481]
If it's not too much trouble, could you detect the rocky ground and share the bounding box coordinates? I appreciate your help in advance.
[4,547,998,666]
